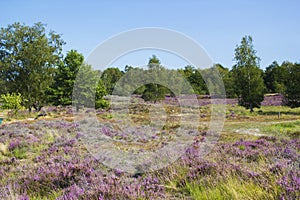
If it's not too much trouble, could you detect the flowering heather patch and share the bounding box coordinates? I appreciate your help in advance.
[0,119,166,199]
[162,94,284,106]
[278,170,300,199]
[156,136,299,199]
[0,110,299,199]
[261,94,284,106]
[8,140,21,151]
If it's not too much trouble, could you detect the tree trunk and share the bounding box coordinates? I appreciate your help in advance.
[250,102,253,112]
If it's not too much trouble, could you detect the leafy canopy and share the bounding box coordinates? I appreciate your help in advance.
[232,35,265,111]
[0,22,64,110]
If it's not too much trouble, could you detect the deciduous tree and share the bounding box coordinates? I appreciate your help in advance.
[0,22,64,111]
[232,35,265,112]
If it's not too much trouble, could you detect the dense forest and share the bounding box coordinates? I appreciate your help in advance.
[1,22,300,112]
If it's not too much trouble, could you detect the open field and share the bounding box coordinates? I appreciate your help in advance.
[0,101,299,199]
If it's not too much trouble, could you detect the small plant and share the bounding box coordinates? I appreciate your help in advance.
[12,147,27,159]
[0,93,24,114]
[239,145,246,151]
[95,98,110,109]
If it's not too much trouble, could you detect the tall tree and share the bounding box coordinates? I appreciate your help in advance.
[147,54,161,69]
[141,55,169,103]
[285,62,300,107]
[0,22,64,111]
[48,50,108,108]
[232,35,265,112]
[47,50,84,105]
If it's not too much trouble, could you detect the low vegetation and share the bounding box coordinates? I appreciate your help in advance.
[0,103,299,199]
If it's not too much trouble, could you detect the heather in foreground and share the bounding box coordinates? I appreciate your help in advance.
[0,116,299,199]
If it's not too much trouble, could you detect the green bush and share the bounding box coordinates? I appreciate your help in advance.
[95,99,110,109]
[0,93,24,113]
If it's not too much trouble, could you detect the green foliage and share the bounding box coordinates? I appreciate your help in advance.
[201,67,227,98]
[101,68,123,94]
[73,63,108,109]
[141,55,171,103]
[264,61,300,107]
[0,93,24,112]
[264,61,288,93]
[284,62,300,107]
[233,35,265,111]
[12,147,27,159]
[148,54,161,67]
[0,20,298,110]
[47,50,109,109]
[124,65,133,72]
[114,65,190,97]
[261,120,300,138]
[179,65,207,95]
[178,64,228,96]
[142,83,169,103]
[47,50,84,105]
[0,22,64,110]
[95,98,110,109]
[112,67,144,96]
[95,80,109,109]
[215,64,236,98]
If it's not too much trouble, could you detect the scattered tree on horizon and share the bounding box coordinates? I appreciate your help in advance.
[141,55,170,103]
[232,35,265,112]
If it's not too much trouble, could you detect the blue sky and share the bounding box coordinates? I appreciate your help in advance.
[1,0,299,70]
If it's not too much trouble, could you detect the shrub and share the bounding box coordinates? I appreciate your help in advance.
[0,93,24,113]
[95,99,110,109]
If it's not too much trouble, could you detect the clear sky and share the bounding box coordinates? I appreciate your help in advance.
[1,0,299,70]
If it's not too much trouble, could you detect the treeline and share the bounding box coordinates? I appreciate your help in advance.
[100,58,300,109]
[0,22,299,112]
[0,22,108,111]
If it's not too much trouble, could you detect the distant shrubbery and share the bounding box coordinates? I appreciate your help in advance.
[0,22,300,111]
